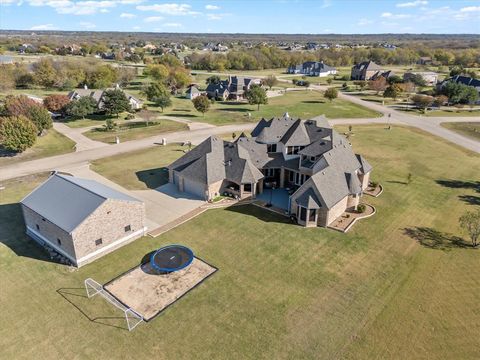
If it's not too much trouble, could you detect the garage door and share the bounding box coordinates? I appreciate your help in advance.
[183,177,206,200]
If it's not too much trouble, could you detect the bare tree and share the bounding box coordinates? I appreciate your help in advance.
[459,210,480,247]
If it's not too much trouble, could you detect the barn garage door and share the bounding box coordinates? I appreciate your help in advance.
[183,177,206,200]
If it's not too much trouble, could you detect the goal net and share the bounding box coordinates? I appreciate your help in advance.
[84,278,143,331]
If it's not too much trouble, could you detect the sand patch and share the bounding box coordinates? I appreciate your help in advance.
[104,258,217,320]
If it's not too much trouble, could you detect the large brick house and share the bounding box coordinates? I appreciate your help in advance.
[68,86,143,111]
[21,173,146,267]
[351,61,393,81]
[167,115,372,228]
[205,76,262,100]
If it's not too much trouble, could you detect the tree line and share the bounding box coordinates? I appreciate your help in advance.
[188,46,480,71]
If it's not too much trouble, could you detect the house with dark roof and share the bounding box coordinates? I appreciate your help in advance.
[185,84,202,100]
[437,75,480,102]
[21,173,146,267]
[205,76,262,100]
[168,114,372,228]
[68,85,143,111]
[287,61,337,77]
[351,61,393,81]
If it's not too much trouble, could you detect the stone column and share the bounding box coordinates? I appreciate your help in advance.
[258,179,264,194]
[280,168,285,188]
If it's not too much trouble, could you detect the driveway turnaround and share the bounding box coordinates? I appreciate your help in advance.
[58,163,205,232]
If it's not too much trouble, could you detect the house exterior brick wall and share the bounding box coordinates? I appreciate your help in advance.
[72,199,146,262]
[21,205,77,261]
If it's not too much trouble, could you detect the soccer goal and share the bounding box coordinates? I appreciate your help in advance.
[84,278,143,331]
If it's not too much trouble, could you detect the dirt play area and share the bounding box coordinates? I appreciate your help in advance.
[104,258,217,320]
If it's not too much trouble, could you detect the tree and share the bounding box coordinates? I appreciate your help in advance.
[143,82,168,101]
[102,89,131,118]
[104,118,116,131]
[168,70,191,93]
[205,75,221,85]
[263,75,278,89]
[383,84,402,100]
[0,65,15,91]
[441,82,479,104]
[66,96,97,119]
[324,87,338,102]
[0,116,37,152]
[433,95,448,107]
[116,67,137,86]
[245,84,268,110]
[4,95,38,117]
[146,64,169,81]
[353,80,367,91]
[387,75,403,84]
[86,65,117,89]
[154,93,172,112]
[27,105,52,134]
[459,210,480,247]
[411,94,434,113]
[32,59,57,88]
[43,94,70,113]
[192,95,211,117]
[326,78,333,85]
[406,173,413,185]
[368,77,387,94]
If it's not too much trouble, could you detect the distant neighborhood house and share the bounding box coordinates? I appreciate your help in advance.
[205,76,262,101]
[287,61,337,77]
[21,173,147,267]
[185,84,202,100]
[437,75,480,103]
[350,61,394,81]
[403,71,439,86]
[68,86,143,110]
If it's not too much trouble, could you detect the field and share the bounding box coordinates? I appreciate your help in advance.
[441,122,480,141]
[0,129,75,166]
[83,119,187,144]
[162,90,381,125]
[91,144,186,190]
[1,125,479,359]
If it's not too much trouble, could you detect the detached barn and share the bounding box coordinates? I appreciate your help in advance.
[21,173,146,267]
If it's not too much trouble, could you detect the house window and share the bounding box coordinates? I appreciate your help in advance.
[287,146,294,155]
[36,224,40,231]
[267,144,277,153]
[95,238,103,246]
[309,209,316,222]
[299,207,307,221]
[124,225,131,232]
[57,238,62,246]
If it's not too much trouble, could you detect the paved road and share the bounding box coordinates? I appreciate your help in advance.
[0,123,256,181]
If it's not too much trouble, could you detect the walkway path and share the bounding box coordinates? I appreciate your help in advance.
[53,122,107,152]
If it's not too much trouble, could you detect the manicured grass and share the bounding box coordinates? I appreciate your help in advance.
[441,122,480,141]
[91,144,187,190]
[0,129,75,166]
[0,126,480,359]
[1,126,480,359]
[163,90,381,125]
[403,108,480,117]
[83,119,187,144]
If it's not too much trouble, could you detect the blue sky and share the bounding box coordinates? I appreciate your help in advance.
[1,0,479,33]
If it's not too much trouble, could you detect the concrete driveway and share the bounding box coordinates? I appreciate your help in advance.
[59,163,205,232]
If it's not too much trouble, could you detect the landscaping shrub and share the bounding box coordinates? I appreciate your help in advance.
[357,204,366,214]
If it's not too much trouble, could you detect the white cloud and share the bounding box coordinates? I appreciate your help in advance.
[460,6,480,12]
[164,22,182,27]
[79,21,96,28]
[30,23,57,30]
[136,3,199,15]
[120,12,135,18]
[207,13,221,20]
[357,18,373,26]
[25,0,145,15]
[205,4,219,10]
[396,0,427,8]
[0,0,19,4]
[381,12,411,19]
[144,16,164,22]
[320,0,331,9]
[132,25,140,30]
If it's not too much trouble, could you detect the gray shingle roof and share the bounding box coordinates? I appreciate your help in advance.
[21,174,141,233]
[295,188,322,209]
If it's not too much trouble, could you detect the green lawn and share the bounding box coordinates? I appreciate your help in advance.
[91,144,186,189]
[1,125,480,359]
[441,122,480,141]
[0,129,75,166]
[163,90,381,125]
[402,108,480,117]
[83,119,187,144]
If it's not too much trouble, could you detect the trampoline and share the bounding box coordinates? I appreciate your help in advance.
[150,245,194,273]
